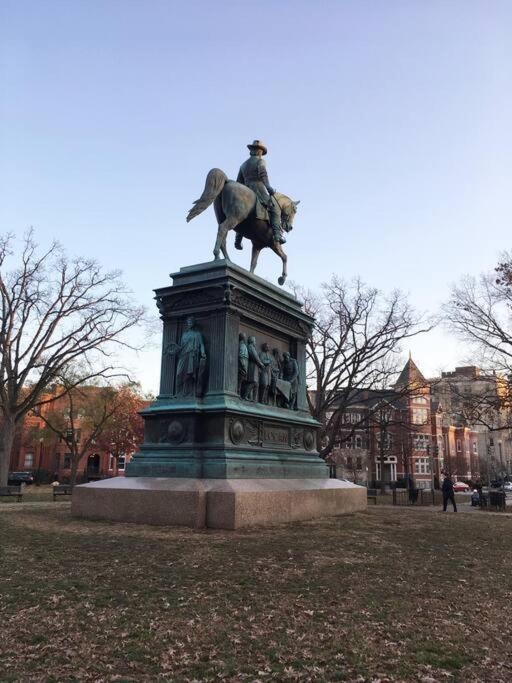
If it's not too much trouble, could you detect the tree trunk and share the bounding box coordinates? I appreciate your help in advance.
[0,415,16,487]
[70,455,79,488]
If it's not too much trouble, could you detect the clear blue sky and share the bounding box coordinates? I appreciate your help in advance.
[1,1,511,391]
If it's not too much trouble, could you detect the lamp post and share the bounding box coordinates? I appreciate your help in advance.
[427,442,435,504]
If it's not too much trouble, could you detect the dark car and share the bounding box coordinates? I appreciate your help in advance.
[7,472,34,486]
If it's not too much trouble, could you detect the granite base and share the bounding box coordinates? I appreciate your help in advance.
[72,477,366,529]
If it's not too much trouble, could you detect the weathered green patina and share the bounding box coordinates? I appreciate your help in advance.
[126,260,327,480]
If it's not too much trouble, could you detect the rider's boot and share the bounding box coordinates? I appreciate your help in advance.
[272,225,286,245]
[268,196,286,245]
[234,232,243,250]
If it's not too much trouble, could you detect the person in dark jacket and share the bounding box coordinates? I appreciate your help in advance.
[442,474,457,512]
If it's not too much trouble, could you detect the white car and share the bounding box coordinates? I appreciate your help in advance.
[503,482,512,492]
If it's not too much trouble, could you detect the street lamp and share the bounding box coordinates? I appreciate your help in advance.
[427,442,435,504]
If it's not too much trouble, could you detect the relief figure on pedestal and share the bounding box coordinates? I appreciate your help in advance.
[243,336,263,402]
[282,351,299,410]
[166,316,207,397]
[238,332,248,396]
[270,348,283,406]
[258,342,274,404]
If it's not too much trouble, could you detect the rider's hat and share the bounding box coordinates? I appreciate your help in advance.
[247,139,267,155]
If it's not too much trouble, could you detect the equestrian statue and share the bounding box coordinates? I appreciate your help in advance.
[186,140,300,286]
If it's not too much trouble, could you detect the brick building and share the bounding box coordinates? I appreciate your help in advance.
[9,386,146,483]
[431,365,512,482]
[327,357,481,488]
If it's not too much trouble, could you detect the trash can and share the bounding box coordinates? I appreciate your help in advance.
[489,490,505,511]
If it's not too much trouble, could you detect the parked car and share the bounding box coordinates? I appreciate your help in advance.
[7,471,34,486]
[453,481,470,492]
[503,482,512,492]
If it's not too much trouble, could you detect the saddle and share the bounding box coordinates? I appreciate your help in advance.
[253,196,270,222]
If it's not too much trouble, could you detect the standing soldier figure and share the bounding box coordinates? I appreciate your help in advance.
[238,332,249,396]
[258,342,274,404]
[235,140,286,250]
[282,351,299,410]
[244,336,264,401]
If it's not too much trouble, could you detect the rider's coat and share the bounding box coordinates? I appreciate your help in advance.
[237,156,273,221]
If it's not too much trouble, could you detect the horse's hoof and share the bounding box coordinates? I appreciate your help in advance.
[278,276,286,286]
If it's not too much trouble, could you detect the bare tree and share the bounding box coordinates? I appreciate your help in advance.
[0,231,145,485]
[444,255,512,434]
[38,379,123,486]
[445,255,512,374]
[95,384,146,469]
[291,276,433,459]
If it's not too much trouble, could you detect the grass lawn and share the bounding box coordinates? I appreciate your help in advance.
[1,507,511,682]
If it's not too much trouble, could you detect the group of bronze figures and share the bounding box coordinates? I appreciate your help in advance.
[165,317,300,410]
[238,333,299,410]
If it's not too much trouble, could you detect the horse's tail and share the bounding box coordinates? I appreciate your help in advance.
[186,168,227,222]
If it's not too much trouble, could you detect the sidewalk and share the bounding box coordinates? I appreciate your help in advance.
[374,502,512,516]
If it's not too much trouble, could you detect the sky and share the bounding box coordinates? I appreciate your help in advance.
[1,0,511,392]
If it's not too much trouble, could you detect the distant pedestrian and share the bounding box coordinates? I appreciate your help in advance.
[442,475,457,512]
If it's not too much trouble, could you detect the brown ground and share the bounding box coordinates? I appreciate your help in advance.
[1,505,511,682]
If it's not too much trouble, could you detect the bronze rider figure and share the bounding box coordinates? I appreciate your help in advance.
[235,139,286,250]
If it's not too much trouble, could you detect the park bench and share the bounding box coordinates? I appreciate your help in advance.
[367,488,378,505]
[53,485,73,501]
[0,485,23,502]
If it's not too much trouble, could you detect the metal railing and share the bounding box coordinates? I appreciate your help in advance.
[392,489,442,506]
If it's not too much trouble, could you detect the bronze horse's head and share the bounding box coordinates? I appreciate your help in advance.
[280,198,300,233]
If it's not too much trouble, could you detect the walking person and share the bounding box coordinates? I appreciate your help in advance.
[442,474,457,512]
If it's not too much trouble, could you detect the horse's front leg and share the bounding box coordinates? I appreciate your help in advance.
[250,245,261,273]
[271,244,288,285]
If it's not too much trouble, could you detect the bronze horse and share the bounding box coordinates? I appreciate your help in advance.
[186,168,300,285]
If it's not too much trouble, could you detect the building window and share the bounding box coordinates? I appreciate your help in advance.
[412,408,428,425]
[63,454,72,469]
[356,456,362,470]
[24,453,34,468]
[346,455,353,468]
[456,439,461,453]
[472,442,477,453]
[413,396,428,405]
[414,458,431,475]
[355,435,363,449]
[109,455,115,471]
[413,434,430,451]
[118,456,126,471]
[377,434,393,451]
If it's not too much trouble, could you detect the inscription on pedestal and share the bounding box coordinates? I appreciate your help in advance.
[262,425,290,447]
